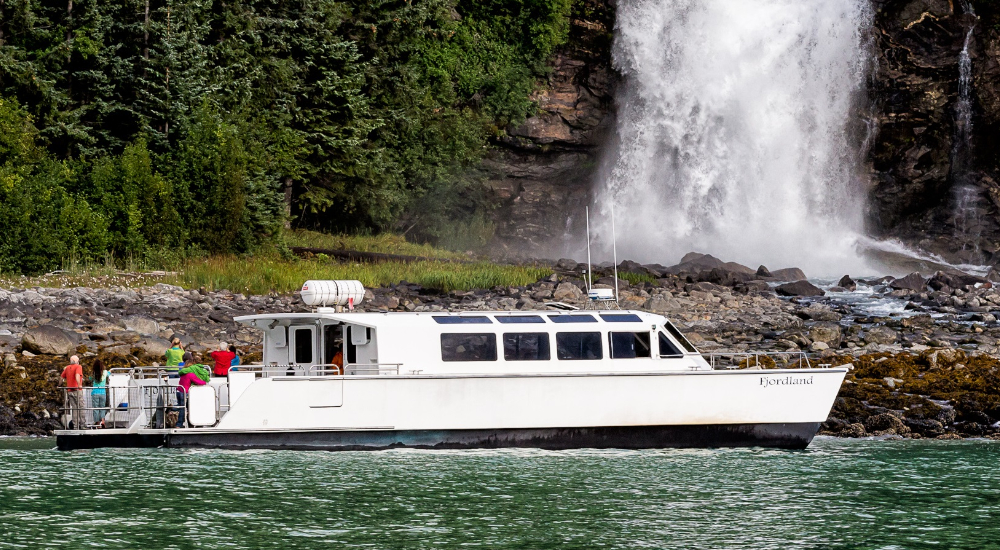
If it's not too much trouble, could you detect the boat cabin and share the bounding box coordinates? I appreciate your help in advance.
[235,309,710,375]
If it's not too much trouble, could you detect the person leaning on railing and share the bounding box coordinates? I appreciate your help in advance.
[60,355,85,429]
[175,363,209,428]
[89,359,110,426]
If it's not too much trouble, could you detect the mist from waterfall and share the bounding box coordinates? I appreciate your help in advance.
[592,0,875,276]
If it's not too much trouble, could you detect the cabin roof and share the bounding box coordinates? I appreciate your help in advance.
[234,310,665,330]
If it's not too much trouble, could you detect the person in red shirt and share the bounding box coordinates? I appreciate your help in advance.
[60,355,85,429]
[210,342,236,377]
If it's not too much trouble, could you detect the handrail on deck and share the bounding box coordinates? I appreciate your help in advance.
[343,363,403,376]
[705,351,814,370]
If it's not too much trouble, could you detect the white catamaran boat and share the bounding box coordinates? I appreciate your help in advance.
[56,280,847,451]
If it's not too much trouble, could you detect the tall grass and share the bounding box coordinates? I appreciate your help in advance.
[283,229,469,260]
[168,255,552,294]
[619,271,659,286]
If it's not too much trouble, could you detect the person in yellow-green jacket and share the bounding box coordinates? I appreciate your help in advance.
[164,338,184,378]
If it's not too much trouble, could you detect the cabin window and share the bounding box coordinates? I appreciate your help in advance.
[658,332,684,357]
[548,315,598,324]
[556,332,603,360]
[600,314,643,323]
[433,316,493,324]
[293,327,313,364]
[495,315,546,324]
[609,332,652,359]
[503,333,551,361]
[665,322,698,353]
[441,333,497,362]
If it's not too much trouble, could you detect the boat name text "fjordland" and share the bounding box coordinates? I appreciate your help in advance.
[760,375,814,388]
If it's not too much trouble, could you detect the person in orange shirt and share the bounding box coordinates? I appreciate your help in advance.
[330,346,344,375]
[60,355,85,429]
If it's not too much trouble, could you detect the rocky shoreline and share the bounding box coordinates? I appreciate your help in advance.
[2,255,999,440]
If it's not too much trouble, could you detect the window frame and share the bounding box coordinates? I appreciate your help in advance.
[664,321,698,353]
[440,333,498,362]
[555,332,604,360]
[502,332,551,361]
[608,331,653,359]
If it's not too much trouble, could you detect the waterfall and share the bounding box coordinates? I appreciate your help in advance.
[952,0,981,258]
[592,0,875,275]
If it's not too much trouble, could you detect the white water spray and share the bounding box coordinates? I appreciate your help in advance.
[594,0,874,275]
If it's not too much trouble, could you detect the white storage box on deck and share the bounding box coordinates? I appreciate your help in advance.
[188,385,218,427]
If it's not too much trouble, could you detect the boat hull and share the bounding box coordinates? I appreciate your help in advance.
[57,422,821,451]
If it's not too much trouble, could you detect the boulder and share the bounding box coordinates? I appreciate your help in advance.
[135,338,172,359]
[837,275,857,291]
[864,326,897,345]
[774,280,824,297]
[889,272,927,292]
[841,423,867,438]
[554,258,578,271]
[644,295,679,313]
[108,331,141,344]
[617,260,650,275]
[755,265,772,278]
[666,253,753,275]
[552,282,584,302]
[809,322,842,346]
[770,267,807,281]
[698,267,753,287]
[123,315,160,336]
[865,413,910,435]
[797,305,842,322]
[21,325,78,356]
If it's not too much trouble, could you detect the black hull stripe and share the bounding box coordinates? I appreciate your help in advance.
[57,423,821,451]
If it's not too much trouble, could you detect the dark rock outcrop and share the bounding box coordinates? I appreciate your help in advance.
[21,325,77,356]
[487,0,616,250]
[769,268,808,282]
[890,272,928,291]
[838,275,858,291]
[868,0,1000,264]
[775,280,825,297]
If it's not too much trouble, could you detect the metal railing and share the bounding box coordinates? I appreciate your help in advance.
[59,382,184,430]
[108,366,173,379]
[343,363,402,376]
[705,351,813,370]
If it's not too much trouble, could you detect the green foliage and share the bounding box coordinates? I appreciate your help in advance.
[170,253,552,294]
[86,139,179,256]
[619,271,659,286]
[0,0,576,273]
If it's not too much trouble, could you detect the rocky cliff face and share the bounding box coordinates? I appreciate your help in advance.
[489,0,1000,267]
[485,0,615,255]
[868,0,1000,265]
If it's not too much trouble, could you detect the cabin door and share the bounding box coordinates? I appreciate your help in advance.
[289,326,317,369]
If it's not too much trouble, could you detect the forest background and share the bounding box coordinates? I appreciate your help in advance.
[0,0,576,275]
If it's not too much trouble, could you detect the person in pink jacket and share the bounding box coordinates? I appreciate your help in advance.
[175,370,207,428]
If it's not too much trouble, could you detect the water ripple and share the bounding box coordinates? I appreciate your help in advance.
[0,437,997,549]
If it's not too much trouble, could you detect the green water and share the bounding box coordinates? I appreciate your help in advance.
[0,437,997,549]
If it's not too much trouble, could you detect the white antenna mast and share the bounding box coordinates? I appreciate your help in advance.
[585,206,593,292]
[611,202,619,304]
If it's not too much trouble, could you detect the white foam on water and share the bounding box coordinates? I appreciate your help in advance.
[591,0,875,276]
